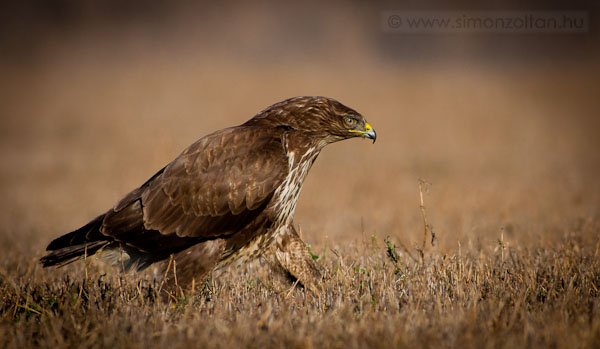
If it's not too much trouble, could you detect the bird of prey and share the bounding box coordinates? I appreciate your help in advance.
[40,96,376,296]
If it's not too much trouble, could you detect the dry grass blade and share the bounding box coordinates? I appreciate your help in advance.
[417,178,434,263]
[1,11,598,347]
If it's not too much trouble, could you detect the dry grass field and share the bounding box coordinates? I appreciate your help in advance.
[1,3,599,348]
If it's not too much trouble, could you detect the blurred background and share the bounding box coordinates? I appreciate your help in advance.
[1,1,598,258]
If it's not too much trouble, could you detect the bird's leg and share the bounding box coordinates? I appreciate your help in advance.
[268,224,323,295]
[159,239,226,300]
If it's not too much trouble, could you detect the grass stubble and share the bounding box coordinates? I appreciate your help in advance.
[0,180,598,349]
[0,32,599,347]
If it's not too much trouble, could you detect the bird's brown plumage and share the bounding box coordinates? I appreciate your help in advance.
[41,96,376,296]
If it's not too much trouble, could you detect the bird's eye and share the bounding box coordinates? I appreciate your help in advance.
[344,117,357,127]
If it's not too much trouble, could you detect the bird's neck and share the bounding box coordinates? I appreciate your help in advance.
[271,139,321,226]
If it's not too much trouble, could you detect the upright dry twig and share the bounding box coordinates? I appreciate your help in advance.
[158,254,174,297]
[498,227,506,263]
[417,178,434,263]
[172,259,184,299]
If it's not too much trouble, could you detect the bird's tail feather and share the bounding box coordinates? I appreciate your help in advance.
[41,212,112,267]
[40,241,111,267]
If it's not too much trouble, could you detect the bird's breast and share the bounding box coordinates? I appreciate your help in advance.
[271,147,320,226]
[215,146,320,269]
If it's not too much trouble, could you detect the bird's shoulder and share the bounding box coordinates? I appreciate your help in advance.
[107,125,293,238]
[175,125,289,175]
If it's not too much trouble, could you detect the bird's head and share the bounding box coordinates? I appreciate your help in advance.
[245,96,376,145]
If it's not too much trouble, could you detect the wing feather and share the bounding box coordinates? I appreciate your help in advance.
[96,126,287,254]
[139,126,287,238]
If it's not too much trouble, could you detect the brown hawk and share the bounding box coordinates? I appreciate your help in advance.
[40,96,376,296]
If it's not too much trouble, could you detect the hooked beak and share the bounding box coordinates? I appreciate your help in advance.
[349,122,376,143]
[363,122,376,143]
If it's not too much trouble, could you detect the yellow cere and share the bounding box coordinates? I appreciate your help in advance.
[348,122,372,134]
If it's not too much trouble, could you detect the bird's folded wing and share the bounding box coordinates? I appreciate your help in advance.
[106,126,288,240]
